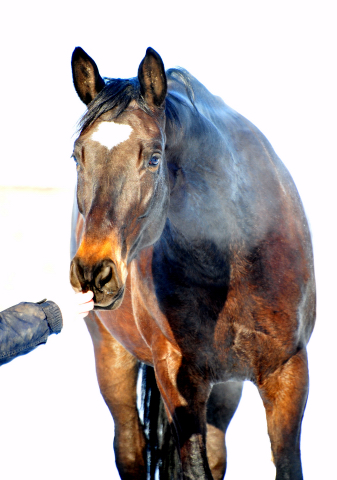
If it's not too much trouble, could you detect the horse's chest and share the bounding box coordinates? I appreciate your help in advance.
[128,248,296,380]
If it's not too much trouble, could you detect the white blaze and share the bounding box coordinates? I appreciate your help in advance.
[91,122,133,150]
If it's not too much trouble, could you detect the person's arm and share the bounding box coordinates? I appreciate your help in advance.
[0,292,93,366]
[0,300,62,366]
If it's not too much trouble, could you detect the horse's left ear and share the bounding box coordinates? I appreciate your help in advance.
[71,47,105,105]
[138,47,167,110]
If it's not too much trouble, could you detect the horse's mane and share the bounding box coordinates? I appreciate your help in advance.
[78,68,196,133]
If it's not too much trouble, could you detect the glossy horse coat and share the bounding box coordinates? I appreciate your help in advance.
[70,47,315,480]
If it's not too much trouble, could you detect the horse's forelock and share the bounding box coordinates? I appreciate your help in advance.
[78,77,143,133]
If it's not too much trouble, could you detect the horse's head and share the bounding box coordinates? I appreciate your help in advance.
[70,47,169,309]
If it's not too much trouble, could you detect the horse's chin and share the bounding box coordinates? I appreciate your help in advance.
[93,287,125,311]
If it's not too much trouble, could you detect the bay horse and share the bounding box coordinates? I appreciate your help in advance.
[70,46,315,480]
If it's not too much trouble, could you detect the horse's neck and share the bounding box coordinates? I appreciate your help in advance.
[165,102,239,249]
[164,94,298,254]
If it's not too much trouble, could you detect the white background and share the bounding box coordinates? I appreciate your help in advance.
[0,1,336,479]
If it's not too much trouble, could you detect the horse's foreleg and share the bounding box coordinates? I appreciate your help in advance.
[206,381,243,480]
[257,348,309,480]
[85,312,146,480]
[153,342,213,480]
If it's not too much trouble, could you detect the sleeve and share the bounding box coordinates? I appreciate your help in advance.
[0,300,63,366]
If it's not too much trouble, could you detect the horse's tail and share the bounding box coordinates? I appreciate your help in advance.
[140,363,180,480]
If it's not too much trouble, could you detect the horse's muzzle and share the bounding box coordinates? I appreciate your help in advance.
[70,257,125,310]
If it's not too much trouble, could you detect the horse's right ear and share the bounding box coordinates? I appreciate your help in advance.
[71,47,105,105]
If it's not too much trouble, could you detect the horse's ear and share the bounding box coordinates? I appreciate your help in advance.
[71,47,105,105]
[138,47,167,110]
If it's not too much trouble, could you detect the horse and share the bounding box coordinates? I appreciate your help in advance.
[70,46,316,480]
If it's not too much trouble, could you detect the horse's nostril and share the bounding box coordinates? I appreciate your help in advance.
[96,266,112,290]
[70,257,85,291]
[70,256,120,305]
[94,259,115,291]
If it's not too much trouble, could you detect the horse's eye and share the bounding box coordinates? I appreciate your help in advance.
[148,155,160,167]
